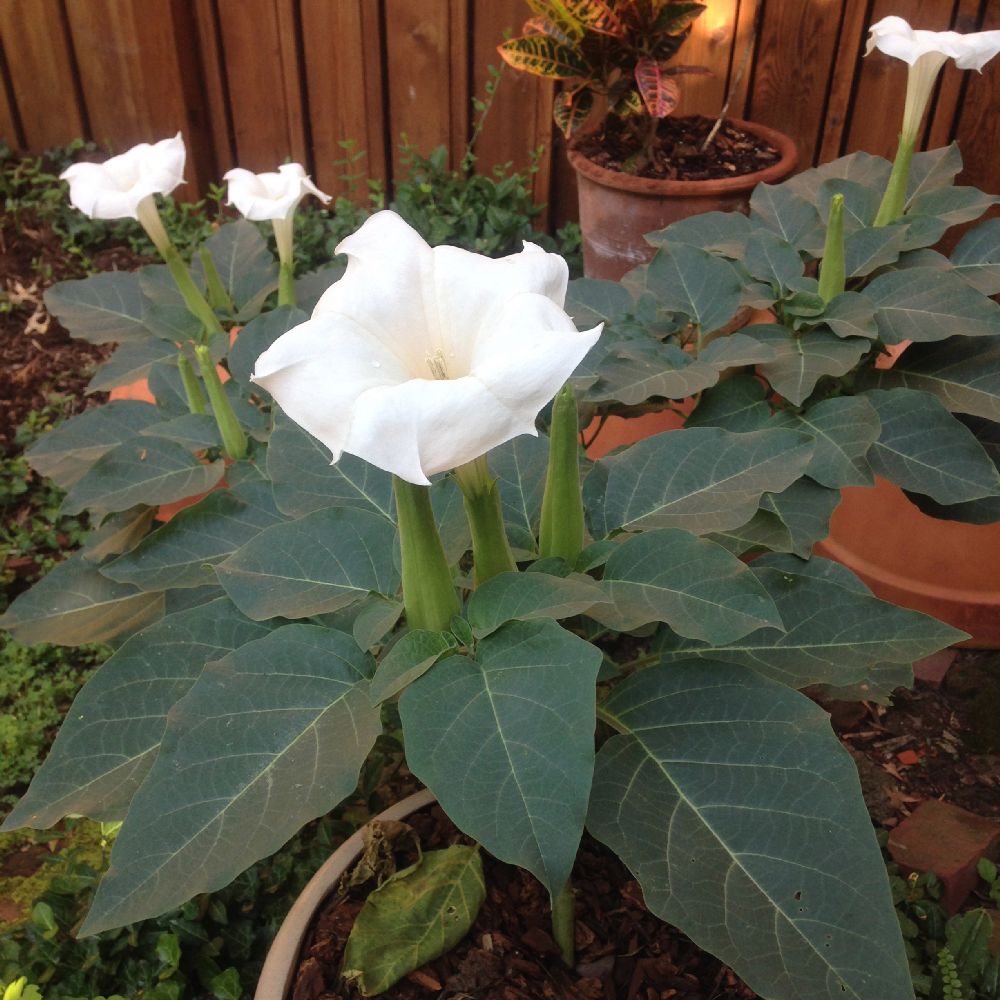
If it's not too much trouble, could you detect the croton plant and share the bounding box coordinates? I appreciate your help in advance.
[4,18,1000,1000]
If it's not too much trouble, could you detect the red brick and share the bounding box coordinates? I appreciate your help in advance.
[889,800,1000,913]
[912,650,957,687]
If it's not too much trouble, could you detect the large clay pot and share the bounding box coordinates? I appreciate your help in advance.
[568,118,799,280]
[815,479,1000,649]
[255,788,436,1000]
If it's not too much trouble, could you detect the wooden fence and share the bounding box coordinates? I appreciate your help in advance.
[2,0,999,230]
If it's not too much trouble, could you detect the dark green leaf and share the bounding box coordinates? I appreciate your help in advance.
[818,292,878,340]
[644,211,752,257]
[749,184,825,254]
[294,263,345,314]
[140,413,222,450]
[950,218,1000,295]
[684,376,772,432]
[227,306,308,385]
[759,478,841,556]
[87,339,179,392]
[369,630,457,704]
[565,278,634,328]
[44,271,148,344]
[194,220,279,321]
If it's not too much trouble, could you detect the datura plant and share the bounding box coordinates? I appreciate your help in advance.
[498,0,707,138]
[7,126,998,1000]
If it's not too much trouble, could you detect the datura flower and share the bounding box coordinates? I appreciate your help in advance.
[60,133,185,249]
[866,16,1000,143]
[253,211,602,486]
[223,162,330,222]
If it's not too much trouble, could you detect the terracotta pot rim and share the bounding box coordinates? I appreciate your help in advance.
[567,117,799,198]
[254,788,437,1000]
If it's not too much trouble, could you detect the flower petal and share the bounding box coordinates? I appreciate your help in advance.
[252,315,409,459]
[223,163,330,221]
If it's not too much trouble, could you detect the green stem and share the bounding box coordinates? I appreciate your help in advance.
[818,193,845,303]
[873,133,916,228]
[163,244,224,337]
[278,259,296,308]
[539,385,584,565]
[454,456,516,586]
[177,354,208,415]
[194,345,247,460]
[392,477,461,632]
[199,247,235,314]
[551,881,575,966]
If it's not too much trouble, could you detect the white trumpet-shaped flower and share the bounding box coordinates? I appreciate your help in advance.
[223,162,330,222]
[866,16,1000,142]
[60,133,186,228]
[252,211,602,485]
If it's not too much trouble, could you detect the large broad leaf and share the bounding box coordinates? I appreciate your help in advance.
[465,570,607,638]
[905,143,963,203]
[138,264,204,343]
[744,324,870,406]
[369,630,457,704]
[0,556,163,648]
[623,244,742,333]
[908,185,998,227]
[102,481,283,591]
[654,554,965,695]
[773,396,880,488]
[87,339,179,393]
[818,179,880,232]
[861,337,1000,422]
[950,218,1000,295]
[399,619,602,897]
[80,624,379,935]
[818,292,878,340]
[749,183,826,254]
[758,479,841,557]
[61,438,225,516]
[684,376,772,432]
[227,306,308,385]
[588,662,914,1000]
[1,598,272,829]
[565,277,634,328]
[216,505,399,620]
[44,271,148,344]
[81,506,157,562]
[788,151,892,206]
[742,230,803,290]
[193,220,279,321]
[266,411,395,520]
[843,225,907,278]
[26,400,161,489]
[584,426,813,537]
[140,413,221,450]
[293,263,346,314]
[342,846,486,996]
[591,528,781,641]
[865,268,1000,345]
[863,388,1000,504]
[585,338,718,405]
[490,435,549,548]
[645,211,753,257]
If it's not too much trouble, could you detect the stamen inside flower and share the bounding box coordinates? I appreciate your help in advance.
[426,349,450,380]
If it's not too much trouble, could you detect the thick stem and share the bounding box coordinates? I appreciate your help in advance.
[195,345,247,460]
[393,477,461,632]
[199,247,235,314]
[818,193,846,303]
[278,259,296,308]
[873,134,916,228]
[551,881,575,966]
[163,244,224,337]
[454,456,517,586]
[273,217,297,307]
[539,385,584,565]
[177,354,208,415]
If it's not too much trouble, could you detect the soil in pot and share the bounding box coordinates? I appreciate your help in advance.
[290,803,756,1000]
[573,115,782,182]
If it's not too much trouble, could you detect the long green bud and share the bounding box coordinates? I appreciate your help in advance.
[873,133,916,228]
[818,193,846,303]
[393,477,461,631]
[454,456,517,586]
[539,384,584,564]
[199,247,235,314]
[177,354,208,415]
[194,345,246,460]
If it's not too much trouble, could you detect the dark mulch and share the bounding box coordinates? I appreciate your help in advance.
[573,115,782,181]
[0,208,150,454]
[292,804,756,1000]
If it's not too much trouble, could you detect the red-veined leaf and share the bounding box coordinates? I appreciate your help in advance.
[524,0,584,40]
[498,36,587,80]
[522,15,574,46]
[553,87,595,137]
[635,58,681,118]
[652,1,707,35]
[561,0,625,36]
[612,87,645,119]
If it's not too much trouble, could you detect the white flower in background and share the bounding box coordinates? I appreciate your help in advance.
[253,210,602,485]
[223,162,330,222]
[866,16,1000,142]
[60,133,186,254]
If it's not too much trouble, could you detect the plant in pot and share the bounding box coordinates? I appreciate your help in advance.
[568,14,1000,646]
[497,0,799,279]
[1,169,969,999]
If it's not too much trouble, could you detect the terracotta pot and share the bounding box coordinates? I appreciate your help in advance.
[568,118,799,280]
[255,788,437,1000]
[814,479,1000,648]
[583,408,686,460]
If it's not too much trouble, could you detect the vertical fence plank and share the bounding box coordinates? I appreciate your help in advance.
[0,50,20,148]
[676,1,738,118]
[191,0,235,176]
[214,0,306,172]
[729,0,761,120]
[300,0,387,198]
[1,0,85,150]
[748,2,845,168]
[926,0,982,151]
[64,0,214,194]
[816,0,868,163]
[383,0,461,164]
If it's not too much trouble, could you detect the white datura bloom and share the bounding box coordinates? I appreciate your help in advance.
[253,211,602,486]
[866,16,1000,140]
[223,163,330,222]
[60,133,186,221]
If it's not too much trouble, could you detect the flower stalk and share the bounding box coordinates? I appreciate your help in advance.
[273,216,297,308]
[818,193,846,303]
[392,477,460,632]
[194,345,246,460]
[199,247,235,314]
[551,882,575,966]
[539,384,584,565]
[177,354,208,415]
[454,456,517,586]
